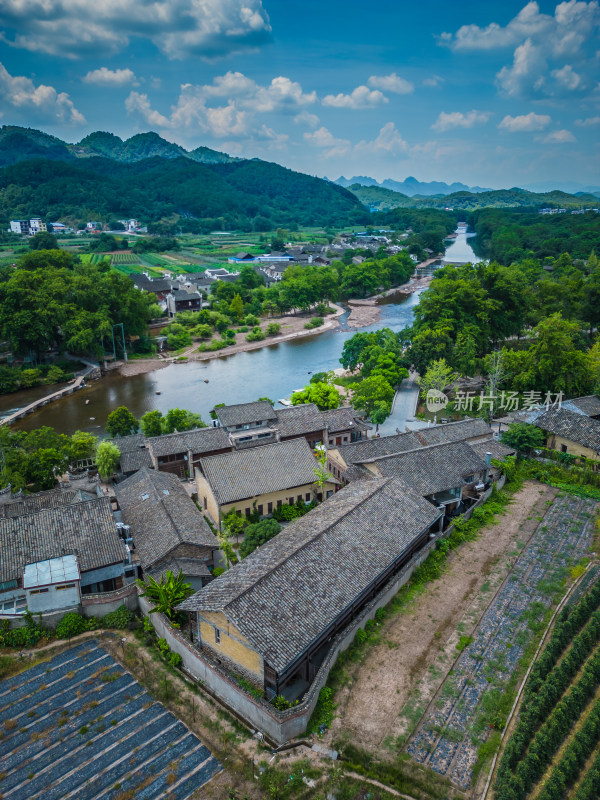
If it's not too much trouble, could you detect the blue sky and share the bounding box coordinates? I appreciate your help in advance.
[0,0,599,189]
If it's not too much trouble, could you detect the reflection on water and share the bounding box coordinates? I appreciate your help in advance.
[7,290,425,435]
[443,231,479,264]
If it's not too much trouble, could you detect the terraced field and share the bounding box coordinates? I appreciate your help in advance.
[407,493,597,790]
[0,641,221,800]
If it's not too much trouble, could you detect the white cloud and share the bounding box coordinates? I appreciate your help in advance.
[442,2,600,99]
[125,71,316,139]
[367,73,414,94]
[82,67,137,87]
[303,126,350,157]
[294,111,320,127]
[575,115,600,125]
[431,110,492,132]
[551,63,582,89]
[0,61,85,124]
[541,128,576,142]
[423,75,444,87]
[125,92,171,128]
[322,85,388,109]
[498,112,551,131]
[354,122,408,155]
[440,2,554,50]
[0,0,272,59]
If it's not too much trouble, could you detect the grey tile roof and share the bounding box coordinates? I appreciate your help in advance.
[337,432,424,465]
[528,407,600,453]
[147,557,211,582]
[215,401,277,429]
[411,418,492,446]
[115,468,217,570]
[320,407,370,434]
[107,433,147,454]
[180,478,441,673]
[275,404,325,437]
[120,448,153,473]
[198,438,327,506]
[468,439,515,460]
[367,441,487,497]
[147,427,231,458]
[0,487,97,518]
[563,395,600,418]
[0,497,125,582]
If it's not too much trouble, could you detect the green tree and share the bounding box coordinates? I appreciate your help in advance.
[44,365,65,384]
[500,423,545,454]
[29,231,58,250]
[106,406,139,438]
[161,408,206,434]
[313,448,333,495]
[418,358,457,397]
[239,519,282,558]
[351,375,395,419]
[19,368,42,388]
[69,430,97,462]
[136,570,193,620]
[96,440,121,479]
[18,249,74,270]
[140,410,164,437]
[291,382,342,410]
[148,303,163,319]
[229,293,244,321]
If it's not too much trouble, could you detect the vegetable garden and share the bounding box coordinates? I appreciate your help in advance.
[407,492,597,790]
[493,568,600,800]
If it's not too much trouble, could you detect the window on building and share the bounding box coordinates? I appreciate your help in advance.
[465,475,474,483]
[203,496,207,510]
[297,495,303,503]
[56,583,76,591]
[305,493,311,502]
[561,444,568,453]
[257,504,263,515]
[288,498,294,506]
[215,628,221,644]
[267,502,273,514]
[277,500,282,509]
[245,508,251,517]
[29,588,49,595]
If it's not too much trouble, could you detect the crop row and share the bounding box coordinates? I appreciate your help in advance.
[111,253,140,264]
[537,697,600,800]
[494,647,600,800]
[525,577,600,699]
[498,607,600,777]
[573,746,600,799]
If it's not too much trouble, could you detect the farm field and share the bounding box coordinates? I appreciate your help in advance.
[492,567,600,800]
[0,640,221,800]
[407,492,597,790]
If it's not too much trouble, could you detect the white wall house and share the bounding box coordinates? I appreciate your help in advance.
[23,555,81,614]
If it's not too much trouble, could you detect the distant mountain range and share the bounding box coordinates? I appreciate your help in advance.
[334,175,493,196]
[334,174,600,198]
[347,183,600,212]
[0,126,238,168]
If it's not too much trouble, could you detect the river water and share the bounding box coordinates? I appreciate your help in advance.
[4,231,478,435]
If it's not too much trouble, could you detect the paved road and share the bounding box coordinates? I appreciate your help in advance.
[377,374,430,437]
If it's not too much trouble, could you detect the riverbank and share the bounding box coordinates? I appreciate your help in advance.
[346,275,432,328]
[117,303,346,377]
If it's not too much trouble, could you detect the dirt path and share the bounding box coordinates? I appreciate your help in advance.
[332,482,557,750]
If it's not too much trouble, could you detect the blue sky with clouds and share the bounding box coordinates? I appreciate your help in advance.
[0,0,599,188]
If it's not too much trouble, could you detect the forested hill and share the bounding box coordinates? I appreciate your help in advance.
[349,182,599,211]
[0,126,237,167]
[0,155,367,231]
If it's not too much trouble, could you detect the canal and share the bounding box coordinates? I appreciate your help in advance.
[4,231,478,435]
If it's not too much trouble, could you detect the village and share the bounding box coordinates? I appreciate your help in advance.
[1,380,600,798]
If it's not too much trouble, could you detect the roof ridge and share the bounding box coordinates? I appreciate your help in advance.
[363,438,481,464]
[217,479,390,609]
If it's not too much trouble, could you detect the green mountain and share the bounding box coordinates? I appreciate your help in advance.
[0,154,366,230]
[0,126,238,167]
[349,182,599,211]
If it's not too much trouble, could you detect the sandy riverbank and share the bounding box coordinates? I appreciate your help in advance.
[116,303,346,377]
[346,275,432,328]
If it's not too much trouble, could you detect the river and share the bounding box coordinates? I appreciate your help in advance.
[3,231,478,435]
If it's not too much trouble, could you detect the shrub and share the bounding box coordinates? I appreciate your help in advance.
[101,605,136,629]
[304,316,324,330]
[246,326,265,342]
[266,323,281,336]
[244,314,260,326]
[56,612,94,639]
[212,567,225,577]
